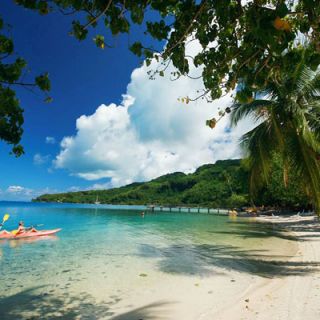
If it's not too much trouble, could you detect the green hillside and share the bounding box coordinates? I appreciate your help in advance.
[33,159,310,209]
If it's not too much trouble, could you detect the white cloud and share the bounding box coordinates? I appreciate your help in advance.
[46,136,56,144]
[54,40,254,187]
[0,186,59,201]
[5,185,33,200]
[33,153,51,165]
[7,185,29,193]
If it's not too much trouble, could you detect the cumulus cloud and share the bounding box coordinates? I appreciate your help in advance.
[54,41,254,187]
[46,136,56,144]
[33,153,51,165]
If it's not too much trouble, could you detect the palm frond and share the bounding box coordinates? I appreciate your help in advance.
[231,48,320,214]
[240,122,277,191]
[296,67,320,100]
[230,100,273,127]
[288,133,320,213]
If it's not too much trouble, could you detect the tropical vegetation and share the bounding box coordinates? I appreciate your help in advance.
[2,1,320,155]
[230,48,320,215]
[34,158,311,211]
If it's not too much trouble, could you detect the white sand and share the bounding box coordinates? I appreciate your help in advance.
[2,216,319,320]
[211,217,320,320]
[109,217,320,320]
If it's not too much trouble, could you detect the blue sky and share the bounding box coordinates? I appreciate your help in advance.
[0,1,252,201]
[0,1,145,199]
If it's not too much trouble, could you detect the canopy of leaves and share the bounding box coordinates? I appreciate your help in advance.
[3,1,320,157]
[15,0,320,99]
[5,0,319,155]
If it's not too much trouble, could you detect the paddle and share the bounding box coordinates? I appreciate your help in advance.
[0,213,10,230]
[25,224,44,231]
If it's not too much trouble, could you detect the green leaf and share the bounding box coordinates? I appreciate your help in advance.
[44,96,53,103]
[0,35,14,54]
[37,0,49,15]
[130,42,143,56]
[276,3,289,18]
[35,73,50,91]
[93,35,105,49]
[131,6,144,24]
[71,21,88,41]
[309,53,320,71]
[11,145,24,157]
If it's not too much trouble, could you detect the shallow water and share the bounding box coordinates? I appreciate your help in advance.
[0,202,297,319]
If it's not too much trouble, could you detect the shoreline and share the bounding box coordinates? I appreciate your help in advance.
[205,217,320,320]
[1,212,319,320]
[107,216,320,320]
[30,200,315,218]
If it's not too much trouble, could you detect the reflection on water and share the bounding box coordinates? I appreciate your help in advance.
[1,235,58,250]
[0,202,302,319]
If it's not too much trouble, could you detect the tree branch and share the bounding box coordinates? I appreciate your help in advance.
[238,50,261,71]
[82,0,113,30]
[58,8,77,16]
[165,1,207,56]
[188,89,210,102]
[0,81,36,87]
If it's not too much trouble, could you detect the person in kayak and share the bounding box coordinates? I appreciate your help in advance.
[15,221,26,235]
[11,221,37,236]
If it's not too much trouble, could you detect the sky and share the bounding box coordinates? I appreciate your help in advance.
[0,1,253,201]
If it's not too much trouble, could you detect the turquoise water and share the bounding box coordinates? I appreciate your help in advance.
[0,202,297,319]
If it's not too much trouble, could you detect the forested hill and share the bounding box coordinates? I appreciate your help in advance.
[33,159,309,209]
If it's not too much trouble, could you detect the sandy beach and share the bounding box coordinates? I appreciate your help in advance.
[210,216,320,320]
[109,216,320,320]
[1,212,319,320]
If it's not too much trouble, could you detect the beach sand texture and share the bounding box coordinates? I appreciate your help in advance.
[1,215,319,320]
[110,217,320,320]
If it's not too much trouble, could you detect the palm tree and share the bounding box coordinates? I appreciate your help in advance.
[230,51,320,215]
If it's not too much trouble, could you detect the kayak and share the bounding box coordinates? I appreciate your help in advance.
[0,228,61,239]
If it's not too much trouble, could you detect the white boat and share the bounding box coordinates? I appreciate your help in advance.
[94,196,100,205]
[255,214,315,223]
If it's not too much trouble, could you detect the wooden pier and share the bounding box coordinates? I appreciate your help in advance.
[146,205,230,215]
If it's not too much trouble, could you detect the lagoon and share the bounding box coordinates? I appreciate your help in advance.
[0,201,298,319]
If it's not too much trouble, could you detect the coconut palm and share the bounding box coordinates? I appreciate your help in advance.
[230,52,320,215]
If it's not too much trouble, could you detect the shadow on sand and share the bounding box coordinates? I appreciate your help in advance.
[138,220,320,278]
[110,301,175,320]
[0,287,175,320]
[0,286,117,320]
[224,219,320,241]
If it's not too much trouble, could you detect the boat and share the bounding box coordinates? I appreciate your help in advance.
[94,195,100,205]
[0,228,62,239]
[255,215,315,223]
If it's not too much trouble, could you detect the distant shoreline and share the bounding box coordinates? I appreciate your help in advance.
[33,159,312,211]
